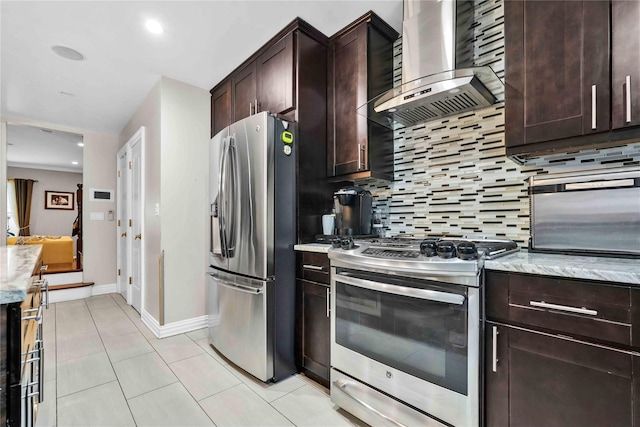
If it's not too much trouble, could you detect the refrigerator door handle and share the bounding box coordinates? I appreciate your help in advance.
[211,196,222,255]
[226,135,237,257]
[219,136,230,257]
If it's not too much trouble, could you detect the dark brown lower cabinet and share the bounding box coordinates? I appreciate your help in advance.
[296,279,330,387]
[485,322,640,427]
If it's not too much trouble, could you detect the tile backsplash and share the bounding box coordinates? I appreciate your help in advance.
[357,0,640,246]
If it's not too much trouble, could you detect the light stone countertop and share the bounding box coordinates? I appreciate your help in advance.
[1,245,43,304]
[485,251,640,285]
[295,243,640,285]
[294,243,331,254]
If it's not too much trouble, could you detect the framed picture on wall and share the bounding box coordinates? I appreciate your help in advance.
[45,191,75,210]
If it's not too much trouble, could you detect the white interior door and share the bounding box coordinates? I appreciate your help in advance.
[116,145,130,299]
[129,128,145,314]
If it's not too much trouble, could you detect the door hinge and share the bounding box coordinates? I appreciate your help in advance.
[118,170,120,177]
[118,269,121,276]
[129,219,132,227]
[129,161,132,169]
[129,277,132,285]
[117,219,121,227]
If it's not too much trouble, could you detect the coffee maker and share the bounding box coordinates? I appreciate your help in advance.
[333,187,373,235]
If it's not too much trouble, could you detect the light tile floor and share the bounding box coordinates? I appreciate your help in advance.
[36,293,367,427]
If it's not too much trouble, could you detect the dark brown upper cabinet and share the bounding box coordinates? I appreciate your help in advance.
[232,60,257,123]
[505,0,611,157]
[327,12,397,181]
[210,80,231,137]
[231,33,294,124]
[211,32,295,136]
[612,0,640,130]
[257,34,294,117]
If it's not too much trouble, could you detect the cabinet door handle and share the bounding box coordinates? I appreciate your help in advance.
[529,300,598,316]
[626,75,632,123]
[255,98,259,114]
[591,84,597,130]
[492,325,498,373]
[326,288,330,318]
[302,264,323,271]
[357,144,366,170]
[249,102,253,116]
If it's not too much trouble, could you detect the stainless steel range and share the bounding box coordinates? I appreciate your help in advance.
[328,236,518,427]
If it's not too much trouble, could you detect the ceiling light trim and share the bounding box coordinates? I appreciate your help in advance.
[51,45,86,61]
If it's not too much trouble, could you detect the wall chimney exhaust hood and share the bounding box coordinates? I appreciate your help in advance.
[358,0,504,129]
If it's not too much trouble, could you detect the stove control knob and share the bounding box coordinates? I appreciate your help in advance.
[341,237,354,250]
[457,241,478,260]
[436,241,456,259]
[331,237,342,248]
[419,239,438,257]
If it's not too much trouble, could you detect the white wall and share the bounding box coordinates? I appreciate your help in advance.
[119,76,209,325]
[160,77,209,324]
[7,167,82,238]
[120,80,162,321]
[82,130,119,286]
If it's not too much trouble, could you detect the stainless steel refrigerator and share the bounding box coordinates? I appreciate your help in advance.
[207,112,296,382]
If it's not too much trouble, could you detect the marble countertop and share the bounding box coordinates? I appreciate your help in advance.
[295,243,640,285]
[1,245,43,304]
[485,251,640,285]
[294,243,331,254]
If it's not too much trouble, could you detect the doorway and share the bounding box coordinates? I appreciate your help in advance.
[5,123,84,277]
[117,127,145,314]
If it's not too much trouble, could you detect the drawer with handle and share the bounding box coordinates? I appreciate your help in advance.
[297,251,330,285]
[486,270,637,348]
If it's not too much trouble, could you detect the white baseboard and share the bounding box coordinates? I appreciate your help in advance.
[92,283,117,295]
[141,310,208,339]
[48,283,117,303]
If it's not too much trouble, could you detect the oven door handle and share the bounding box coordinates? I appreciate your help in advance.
[335,274,465,305]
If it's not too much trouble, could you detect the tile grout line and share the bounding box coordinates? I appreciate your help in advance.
[102,293,140,425]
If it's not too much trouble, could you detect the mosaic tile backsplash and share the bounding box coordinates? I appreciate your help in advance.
[357,0,640,247]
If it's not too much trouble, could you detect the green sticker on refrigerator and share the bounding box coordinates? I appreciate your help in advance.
[281,131,293,144]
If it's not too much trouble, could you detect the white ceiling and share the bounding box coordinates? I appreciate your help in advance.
[6,124,84,173]
[1,0,403,135]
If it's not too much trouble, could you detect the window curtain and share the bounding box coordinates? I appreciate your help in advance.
[9,178,35,236]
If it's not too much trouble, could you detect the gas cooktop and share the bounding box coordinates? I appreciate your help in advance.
[327,234,519,275]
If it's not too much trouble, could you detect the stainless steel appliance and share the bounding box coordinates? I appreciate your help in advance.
[529,167,640,257]
[328,236,518,427]
[360,0,504,128]
[207,112,296,382]
[333,187,373,236]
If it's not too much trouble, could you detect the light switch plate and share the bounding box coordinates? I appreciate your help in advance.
[90,212,105,221]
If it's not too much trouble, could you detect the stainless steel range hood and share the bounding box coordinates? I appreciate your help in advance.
[358,0,504,129]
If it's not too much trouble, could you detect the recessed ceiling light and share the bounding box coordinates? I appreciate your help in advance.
[145,19,164,34]
[72,161,79,165]
[51,45,85,61]
[77,142,84,147]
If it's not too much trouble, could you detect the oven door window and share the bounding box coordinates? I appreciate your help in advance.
[334,276,468,395]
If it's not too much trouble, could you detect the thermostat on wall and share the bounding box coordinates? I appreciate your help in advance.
[89,188,114,202]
